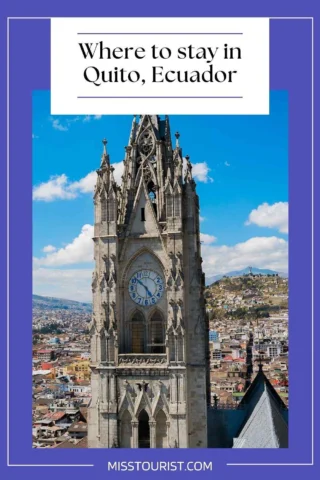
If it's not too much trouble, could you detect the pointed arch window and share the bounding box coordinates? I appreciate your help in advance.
[166,196,173,218]
[147,182,156,202]
[149,311,165,353]
[108,199,116,222]
[101,199,116,222]
[149,191,156,202]
[138,409,150,448]
[148,181,157,216]
[131,312,146,353]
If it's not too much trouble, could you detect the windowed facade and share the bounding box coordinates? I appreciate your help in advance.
[101,199,116,222]
[125,310,165,354]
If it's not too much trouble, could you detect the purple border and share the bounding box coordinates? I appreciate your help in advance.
[0,2,319,480]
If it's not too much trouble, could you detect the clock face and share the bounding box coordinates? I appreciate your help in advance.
[128,270,165,306]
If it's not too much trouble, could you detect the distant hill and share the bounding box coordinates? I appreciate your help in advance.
[205,267,286,286]
[33,294,92,312]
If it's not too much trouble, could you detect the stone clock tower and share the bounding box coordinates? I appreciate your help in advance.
[88,115,209,448]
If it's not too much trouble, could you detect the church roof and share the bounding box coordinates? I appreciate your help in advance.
[233,367,288,448]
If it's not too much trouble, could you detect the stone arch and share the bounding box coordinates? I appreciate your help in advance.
[120,409,132,448]
[138,409,150,448]
[156,409,168,448]
[134,389,153,418]
[118,391,135,421]
[120,247,166,288]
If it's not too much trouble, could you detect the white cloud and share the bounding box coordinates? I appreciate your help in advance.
[192,162,214,183]
[201,236,288,277]
[82,115,102,122]
[33,174,77,202]
[200,233,217,244]
[112,161,124,185]
[183,158,213,183]
[66,116,80,125]
[34,224,94,267]
[33,267,92,302]
[34,225,95,300]
[224,161,230,167]
[34,156,215,203]
[51,119,68,131]
[42,245,56,253]
[69,171,97,194]
[32,133,39,139]
[199,216,205,222]
[245,202,288,234]
[50,115,102,131]
[33,162,124,202]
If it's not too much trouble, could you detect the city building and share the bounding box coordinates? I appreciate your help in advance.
[209,330,219,342]
[65,360,91,381]
[34,349,55,362]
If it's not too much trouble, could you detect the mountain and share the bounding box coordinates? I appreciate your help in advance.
[205,267,286,286]
[32,294,92,312]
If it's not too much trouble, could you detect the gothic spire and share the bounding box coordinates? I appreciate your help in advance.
[100,138,110,168]
[128,115,137,145]
[164,115,172,144]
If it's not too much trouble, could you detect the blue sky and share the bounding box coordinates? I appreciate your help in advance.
[33,90,288,301]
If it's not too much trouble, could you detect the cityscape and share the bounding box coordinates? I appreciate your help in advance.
[32,106,288,448]
[32,268,288,448]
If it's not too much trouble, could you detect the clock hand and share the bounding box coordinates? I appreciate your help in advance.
[136,278,153,298]
[145,286,153,298]
[136,278,146,289]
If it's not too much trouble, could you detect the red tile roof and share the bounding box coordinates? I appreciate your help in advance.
[45,411,66,421]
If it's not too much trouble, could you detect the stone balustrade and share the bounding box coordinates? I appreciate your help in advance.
[117,353,167,367]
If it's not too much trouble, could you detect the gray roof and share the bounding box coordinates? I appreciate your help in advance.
[233,367,288,448]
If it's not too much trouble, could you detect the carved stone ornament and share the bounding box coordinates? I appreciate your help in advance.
[138,129,155,158]
[91,271,98,291]
[118,354,167,366]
